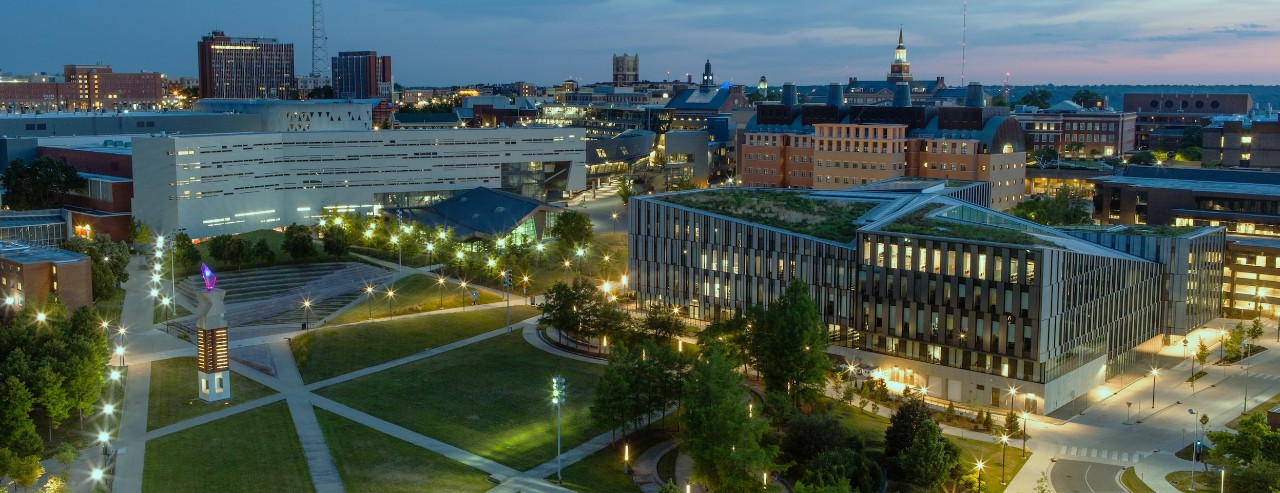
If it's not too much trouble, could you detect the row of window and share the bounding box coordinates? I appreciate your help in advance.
[817,160,900,171]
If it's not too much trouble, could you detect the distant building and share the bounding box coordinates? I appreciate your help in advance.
[331,51,392,101]
[197,31,295,99]
[1012,100,1137,158]
[0,64,163,111]
[613,54,639,87]
[665,60,750,129]
[0,210,71,246]
[386,187,565,243]
[0,240,92,313]
[1202,112,1280,168]
[844,30,950,106]
[1122,93,1252,150]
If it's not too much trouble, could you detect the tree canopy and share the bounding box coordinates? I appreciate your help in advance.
[548,210,594,252]
[1,156,87,210]
[1015,89,1053,109]
[1008,185,1093,226]
[682,343,777,492]
[1070,89,1102,106]
[755,280,831,406]
[61,233,131,300]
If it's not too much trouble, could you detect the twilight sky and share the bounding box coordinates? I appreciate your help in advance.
[2,0,1278,86]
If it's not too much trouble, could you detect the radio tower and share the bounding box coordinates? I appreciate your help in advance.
[961,0,967,85]
[310,0,328,78]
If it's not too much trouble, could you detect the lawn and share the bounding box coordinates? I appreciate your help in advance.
[152,301,192,324]
[1228,390,1280,429]
[142,401,312,493]
[553,427,673,493]
[1165,471,1216,493]
[292,305,541,383]
[441,232,630,297]
[315,408,493,493]
[318,334,608,471]
[325,274,503,326]
[92,287,127,326]
[147,356,278,431]
[1122,466,1157,493]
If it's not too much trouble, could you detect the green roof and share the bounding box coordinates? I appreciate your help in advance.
[659,189,878,243]
[882,204,1049,246]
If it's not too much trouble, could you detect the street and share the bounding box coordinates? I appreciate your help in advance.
[1050,460,1127,493]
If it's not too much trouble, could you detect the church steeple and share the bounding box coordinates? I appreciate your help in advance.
[700,59,715,93]
[888,27,913,83]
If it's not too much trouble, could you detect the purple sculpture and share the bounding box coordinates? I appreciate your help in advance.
[201,263,216,292]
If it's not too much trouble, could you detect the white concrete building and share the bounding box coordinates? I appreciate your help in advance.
[131,127,588,238]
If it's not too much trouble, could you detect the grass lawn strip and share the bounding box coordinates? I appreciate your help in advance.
[326,273,503,326]
[315,408,493,493]
[318,334,607,471]
[1122,466,1157,493]
[553,427,673,493]
[146,356,278,431]
[1227,390,1280,429]
[141,401,312,493]
[292,305,540,383]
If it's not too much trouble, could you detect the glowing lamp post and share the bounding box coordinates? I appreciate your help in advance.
[365,286,375,320]
[437,277,446,309]
[551,376,566,484]
[999,435,1009,484]
[1021,412,1030,458]
[386,289,396,319]
[975,461,985,493]
[301,298,312,330]
[1150,368,1159,409]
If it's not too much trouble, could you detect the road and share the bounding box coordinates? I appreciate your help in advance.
[1050,460,1127,493]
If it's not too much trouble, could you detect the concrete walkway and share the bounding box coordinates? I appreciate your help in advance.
[632,439,679,493]
[270,342,345,493]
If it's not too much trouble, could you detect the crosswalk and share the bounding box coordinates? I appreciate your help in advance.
[1057,445,1151,463]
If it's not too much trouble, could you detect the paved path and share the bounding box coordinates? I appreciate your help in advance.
[632,439,679,493]
[105,362,149,493]
[1050,459,1126,493]
[270,342,345,493]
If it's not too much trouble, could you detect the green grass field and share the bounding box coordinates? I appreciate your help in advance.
[147,357,278,431]
[315,408,493,493]
[292,306,541,383]
[142,401,312,493]
[1123,466,1157,493]
[325,274,503,326]
[553,427,672,493]
[318,334,607,471]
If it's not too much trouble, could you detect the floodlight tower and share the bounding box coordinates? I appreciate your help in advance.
[310,0,329,78]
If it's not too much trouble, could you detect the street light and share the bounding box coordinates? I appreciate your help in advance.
[365,286,375,320]
[1150,368,1159,409]
[522,275,530,296]
[1189,408,1200,488]
[1008,386,1019,416]
[975,461,985,493]
[301,298,312,330]
[459,282,468,312]
[551,376,566,484]
[115,346,125,367]
[1020,412,1030,458]
[386,288,397,319]
[109,370,121,382]
[437,277,446,309]
[999,435,1009,484]
[1219,329,1227,360]
[36,312,46,322]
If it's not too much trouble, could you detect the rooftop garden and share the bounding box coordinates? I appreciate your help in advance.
[1119,225,1203,237]
[882,204,1050,246]
[661,189,878,243]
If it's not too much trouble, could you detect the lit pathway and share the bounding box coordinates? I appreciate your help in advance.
[631,438,679,493]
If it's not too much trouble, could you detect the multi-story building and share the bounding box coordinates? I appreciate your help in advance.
[628,183,1222,414]
[331,51,392,101]
[613,54,639,87]
[1013,101,1137,159]
[130,127,588,238]
[843,30,951,107]
[1202,113,1280,168]
[1123,93,1252,151]
[740,83,1028,209]
[0,210,71,246]
[1090,165,1280,317]
[0,65,163,111]
[665,60,750,130]
[0,240,92,313]
[197,31,295,99]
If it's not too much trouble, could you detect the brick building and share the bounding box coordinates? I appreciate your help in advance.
[0,65,163,111]
[1203,114,1280,168]
[0,240,92,313]
[331,51,392,100]
[1013,100,1137,159]
[1123,93,1253,150]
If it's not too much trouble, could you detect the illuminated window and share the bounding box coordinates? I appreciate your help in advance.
[1242,136,1253,144]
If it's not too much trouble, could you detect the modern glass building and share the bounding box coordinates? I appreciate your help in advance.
[628,180,1223,414]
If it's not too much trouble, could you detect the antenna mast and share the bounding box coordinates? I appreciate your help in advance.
[310,0,328,78]
[961,0,967,85]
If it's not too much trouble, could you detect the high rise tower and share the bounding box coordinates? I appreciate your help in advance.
[888,28,913,83]
[699,60,715,93]
[757,75,768,96]
[612,54,639,87]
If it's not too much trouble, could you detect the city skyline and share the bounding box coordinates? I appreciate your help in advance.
[1,0,1278,87]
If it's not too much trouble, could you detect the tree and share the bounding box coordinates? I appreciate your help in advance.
[1176,146,1202,162]
[129,218,154,247]
[282,223,316,260]
[802,447,879,493]
[9,454,43,493]
[548,210,594,252]
[206,234,233,263]
[1206,413,1280,466]
[1015,88,1052,109]
[225,236,253,269]
[1004,411,1022,439]
[90,261,117,301]
[1182,126,1204,149]
[1031,146,1058,165]
[639,306,686,342]
[178,86,200,108]
[1009,185,1092,226]
[0,377,42,457]
[782,415,852,467]
[1196,337,1211,366]
[1128,151,1158,165]
[898,419,959,488]
[1225,322,1245,361]
[34,363,70,441]
[1070,89,1102,106]
[1035,471,1051,493]
[884,396,935,474]
[308,85,334,99]
[1248,318,1265,357]
[657,480,680,493]
[173,232,202,271]
[60,234,130,300]
[668,175,699,192]
[756,280,830,406]
[592,344,637,441]
[682,344,777,492]
[1227,459,1280,493]
[991,94,1009,107]
[1063,142,1086,158]
[322,225,349,259]
[252,238,276,264]
[53,442,78,476]
[1,156,87,210]
[617,180,635,209]
[40,474,69,493]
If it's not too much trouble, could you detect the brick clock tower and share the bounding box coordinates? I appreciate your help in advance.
[195,264,231,402]
[887,28,913,83]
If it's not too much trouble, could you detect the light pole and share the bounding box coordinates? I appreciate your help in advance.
[551,376,565,484]
[302,298,312,330]
[522,275,530,296]
[115,345,125,367]
[1008,387,1019,416]
[503,270,513,334]
[1151,368,1159,409]
[391,234,402,275]
[365,286,375,320]
[1021,412,1029,458]
[975,461,985,493]
[386,289,396,319]
[459,282,468,312]
[999,435,1009,485]
[611,212,619,234]
[1189,408,1199,488]
[1243,365,1250,415]
[1219,329,1227,360]
[437,277,446,309]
